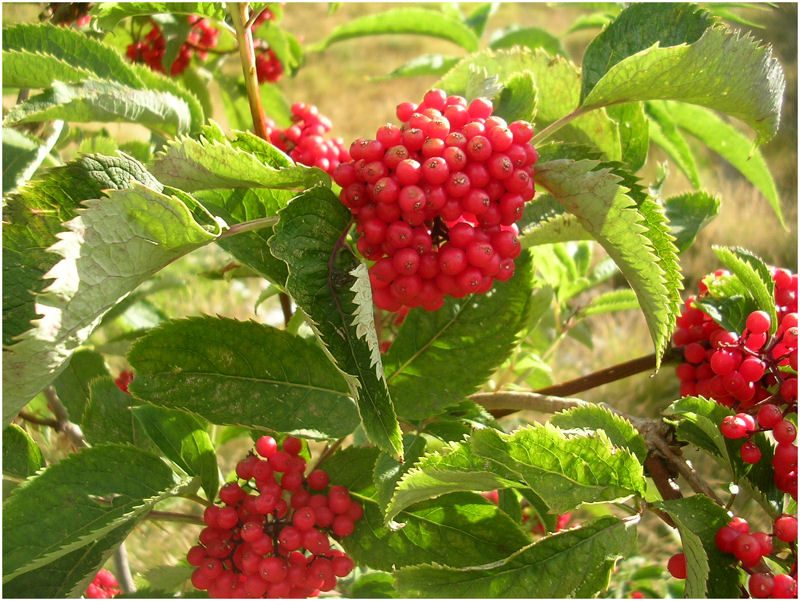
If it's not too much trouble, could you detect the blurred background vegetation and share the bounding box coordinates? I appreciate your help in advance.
[2,3,797,596]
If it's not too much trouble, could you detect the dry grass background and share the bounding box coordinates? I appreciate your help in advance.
[2,2,798,592]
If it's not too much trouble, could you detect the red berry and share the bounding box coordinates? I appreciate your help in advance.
[749,573,775,598]
[733,533,763,564]
[775,515,798,542]
[307,469,330,490]
[741,440,762,464]
[774,420,798,444]
[773,574,798,598]
[256,435,278,458]
[667,553,687,579]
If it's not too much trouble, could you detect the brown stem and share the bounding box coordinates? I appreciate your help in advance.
[309,438,344,473]
[230,3,268,139]
[471,391,589,417]
[644,455,682,502]
[649,435,724,505]
[534,348,683,399]
[43,386,87,449]
[643,501,677,529]
[279,293,294,327]
[18,411,59,429]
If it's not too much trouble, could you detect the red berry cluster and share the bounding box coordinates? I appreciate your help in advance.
[713,516,798,598]
[126,16,219,76]
[263,103,350,176]
[256,49,284,84]
[333,88,538,312]
[85,569,121,599]
[47,2,92,27]
[187,436,361,598]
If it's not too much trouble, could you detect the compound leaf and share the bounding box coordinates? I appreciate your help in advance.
[269,187,403,458]
[128,317,359,440]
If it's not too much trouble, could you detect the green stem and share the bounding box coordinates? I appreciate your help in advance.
[531,108,585,146]
[218,216,278,240]
[147,510,205,525]
[181,493,212,507]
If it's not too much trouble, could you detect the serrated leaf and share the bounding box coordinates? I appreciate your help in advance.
[657,101,784,227]
[550,405,648,463]
[3,424,44,480]
[150,133,328,192]
[494,71,537,123]
[3,182,220,426]
[421,400,501,443]
[376,54,460,80]
[269,188,402,458]
[3,153,161,347]
[580,3,713,102]
[317,8,480,52]
[395,516,638,598]
[82,377,148,448]
[655,496,741,598]
[3,520,137,599]
[437,48,621,161]
[713,246,777,332]
[318,446,382,494]
[127,316,359,440]
[52,349,110,424]
[693,295,753,334]
[489,25,567,57]
[578,288,640,318]
[663,191,721,253]
[91,2,228,30]
[2,123,64,194]
[534,159,676,363]
[606,102,648,171]
[645,100,702,189]
[580,25,785,145]
[4,80,192,138]
[387,424,646,521]
[374,434,427,509]
[2,444,185,582]
[131,404,219,501]
[518,194,593,247]
[384,251,532,420]
[341,491,531,571]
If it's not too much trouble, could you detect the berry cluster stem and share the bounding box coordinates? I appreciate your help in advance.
[112,544,136,595]
[230,2,269,140]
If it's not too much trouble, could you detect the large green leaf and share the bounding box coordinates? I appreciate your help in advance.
[606,102,648,171]
[580,3,713,101]
[2,444,186,582]
[713,246,777,332]
[378,54,461,80]
[82,377,149,448]
[659,101,783,226]
[387,423,646,521]
[437,48,621,161]
[3,153,161,347]
[3,520,136,599]
[92,2,228,30]
[655,496,741,598]
[550,405,648,464]
[663,191,720,253]
[128,316,359,440]
[317,8,480,52]
[395,516,638,598]
[269,187,403,458]
[52,349,110,424]
[3,183,220,426]
[534,159,678,362]
[3,80,193,138]
[150,132,328,192]
[384,252,532,420]
[580,25,785,144]
[2,124,64,194]
[131,404,219,501]
[2,424,44,480]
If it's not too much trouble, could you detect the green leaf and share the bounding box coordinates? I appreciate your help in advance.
[518,194,593,247]
[269,187,403,458]
[374,434,427,510]
[376,54,461,80]
[663,191,721,253]
[655,496,741,598]
[3,520,137,599]
[2,23,144,88]
[534,159,677,363]
[128,316,359,440]
[388,424,646,521]
[437,48,621,161]
[580,3,713,102]
[713,246,777,332]
[384,251,532,420]
[494,71,537,123]
[2,444,185,581]
[580,25,785,144]
[3,153,161,347]
[341,491,532,571]
[577,288,640,318]
[82,377,148,448]
[52,349,110,424]
[319,446,382,494]
[489,26,567,57]
[150,133,328,192]
[550,405,648,464]
[4,80,193,138]
[91,2,228,30]
[645,100,702,189]
[317,8,480,52]
[395,516,638,598]
[2,124,64,194]
[464,3,497,37]
[350,571,398,598]
[660,101,784,227]
[131,404,219,501]
[3,424,44,480]
[3,182,220,426]
[566,11,616,34]
[606,102,648,171]
[255,21,301,74]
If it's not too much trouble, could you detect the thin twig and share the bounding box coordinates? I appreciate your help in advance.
[471,390,589,416]
[18,411,59,428]
[309,438,345,473]
[113,543,136,595]
[217,216,279,239]
[43,386,87,448]
[649,435,724,505]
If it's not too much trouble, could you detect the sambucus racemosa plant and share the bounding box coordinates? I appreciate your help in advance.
[2,2,796,598]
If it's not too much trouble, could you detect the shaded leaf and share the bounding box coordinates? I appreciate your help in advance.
[374,434,427,509]
[663,191,721,253]
[645,100,702,189]
[2,124,64,195]
[82,377,147,448]
[350,571,398,598]
[52,349,110,424]
[3,424,44,480]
